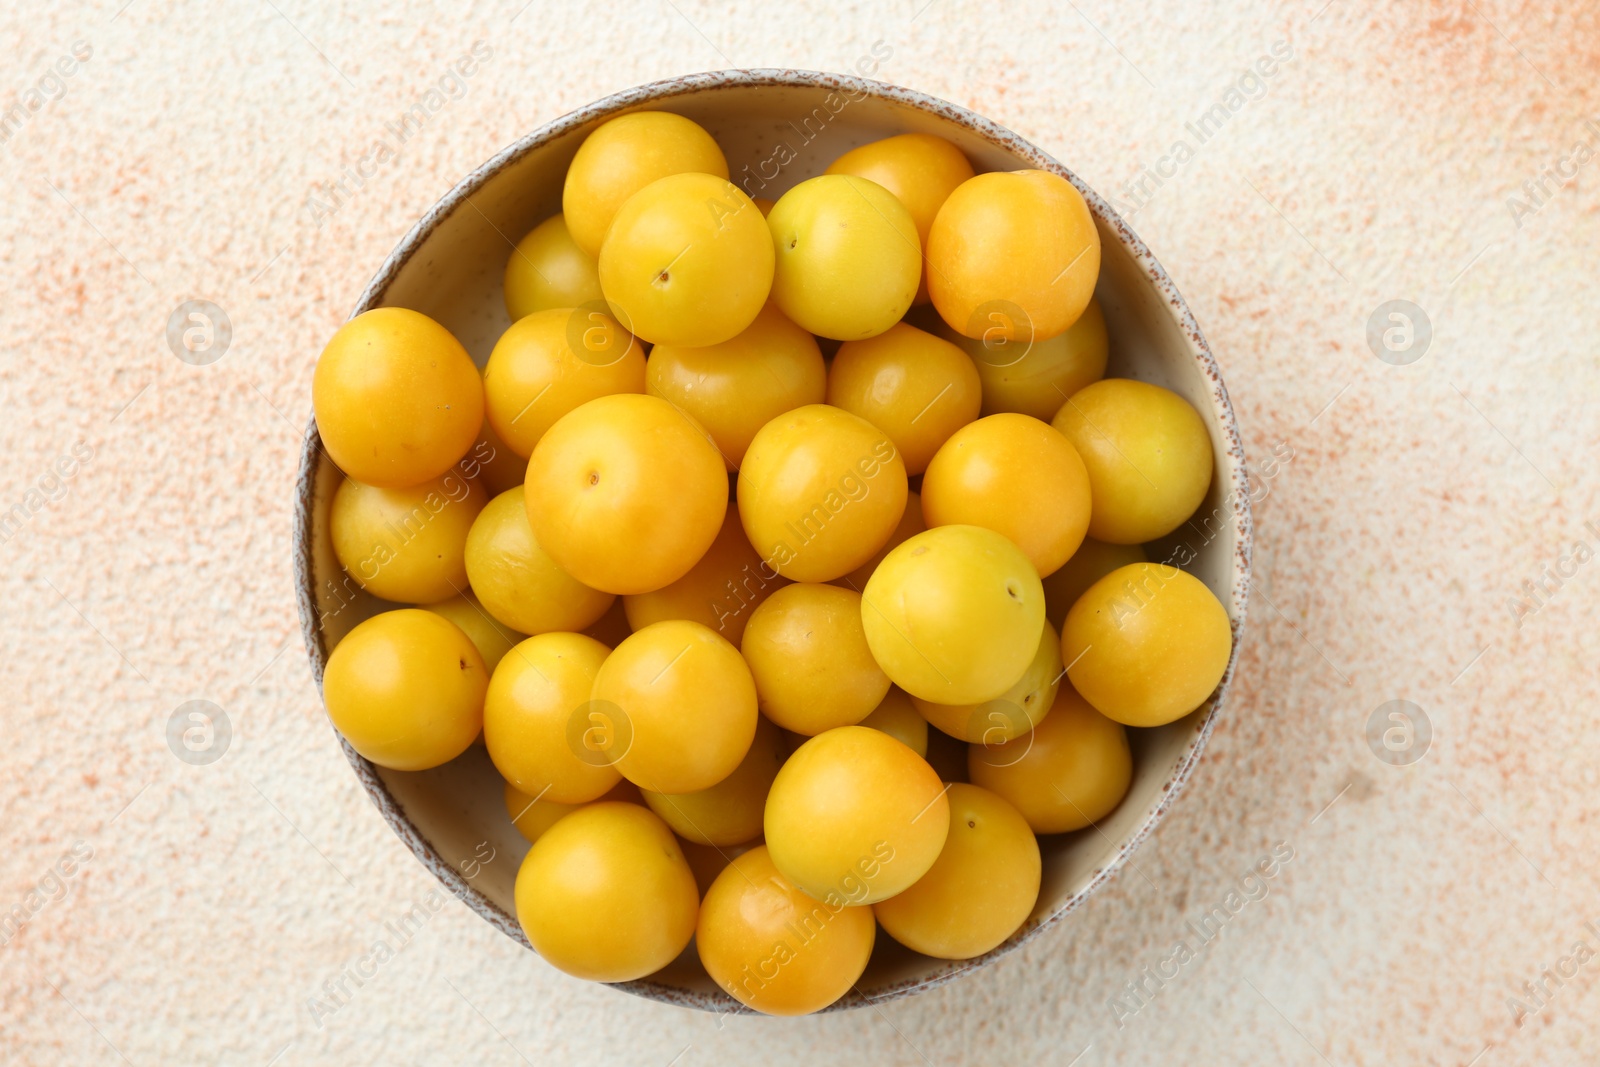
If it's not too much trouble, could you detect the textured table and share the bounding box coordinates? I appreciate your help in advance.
[3,1,1598,1064]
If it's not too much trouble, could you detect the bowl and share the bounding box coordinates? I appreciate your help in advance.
[292,69,1252,1012]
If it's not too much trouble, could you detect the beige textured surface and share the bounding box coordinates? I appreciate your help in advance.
[2,1,1598,1064]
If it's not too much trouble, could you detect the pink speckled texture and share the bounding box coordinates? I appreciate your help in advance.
[3,1,1597,1064]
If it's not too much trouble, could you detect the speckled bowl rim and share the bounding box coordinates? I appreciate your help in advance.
[293,68,1253,1015]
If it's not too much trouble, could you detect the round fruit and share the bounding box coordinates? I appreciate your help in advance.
[697,845,876,1015]
[514,802,698,982]
[312,307,484,488]
[840,489,925,591]
[590,620,758,794]
[525,394,727,595]
[503,778,642,845]
[873,783,1040,959]
[483,631,618,803]
[503,779,574,844]
[740,584,890,735]
[940,297,1108,420]
[622,509,786,647]
[482,307,644,458]
[503,214,605,321]
[646,302,826,468]
[927,170,1100,344]
[912,620,1061,743]
[598,172,773,347]
[1043,538,1147,630]
[737,404,907,583]
[860,525,1044,705]
[764,726,948,905]
[642,716,783,846]
[421,591,523,675]
[1062,562,1232,726]
[330,471,487,603]
[617,510,781,641]
[767,174,921,340]
[921,413,1091,577]
[323,609,486,771]
[826,322,981,475]
[968,685,1132,833]
[858,688,928,757]
[825,133,974,303]
[1052,378,1214,544]
[562,111,729,257]
[464,489,614,634]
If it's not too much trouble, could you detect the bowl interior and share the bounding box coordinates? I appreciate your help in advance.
[295,72,1250,1012]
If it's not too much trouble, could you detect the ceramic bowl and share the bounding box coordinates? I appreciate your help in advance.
[293,69,1252,1013]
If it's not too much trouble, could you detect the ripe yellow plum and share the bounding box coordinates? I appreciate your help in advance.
[680,837,761,898]
[642,716,783,846]
[860,525,1044,705]
[928,170,1100,344]
[464,489,614,635]
[330,470,486,604]
[313,308,483,488]
[873,783,1040,959]
[697,846,875,1015]
[740,583,890,735]
[968,685,1132,833]
[939,297,1108,420]
[921,413,1091,577]
[767,175,920,340]
[839,489,925,591]
[622,509,787,647]
[482,307,644,459]
[827,322,981,475]
[1052,378,1214,544]
[646,303,826,469]
[323,609,486,771]
[466,420,527,496]
[598,172,773,347]
[737,404,907,583]
[525,394,727,595]
[503,214,605,321]
[826,133,974,304]
[912,620,1061,743]
[580,598,633,648]
[421,591,523,675]
[857,688,928,757]
[514,802,698,982]
[484,631,619,803]
[563,111,729,256]
[590,620,758,794]
[1062,562,1232,727]
[763,726,948,905]
[1042,538,1147,631]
